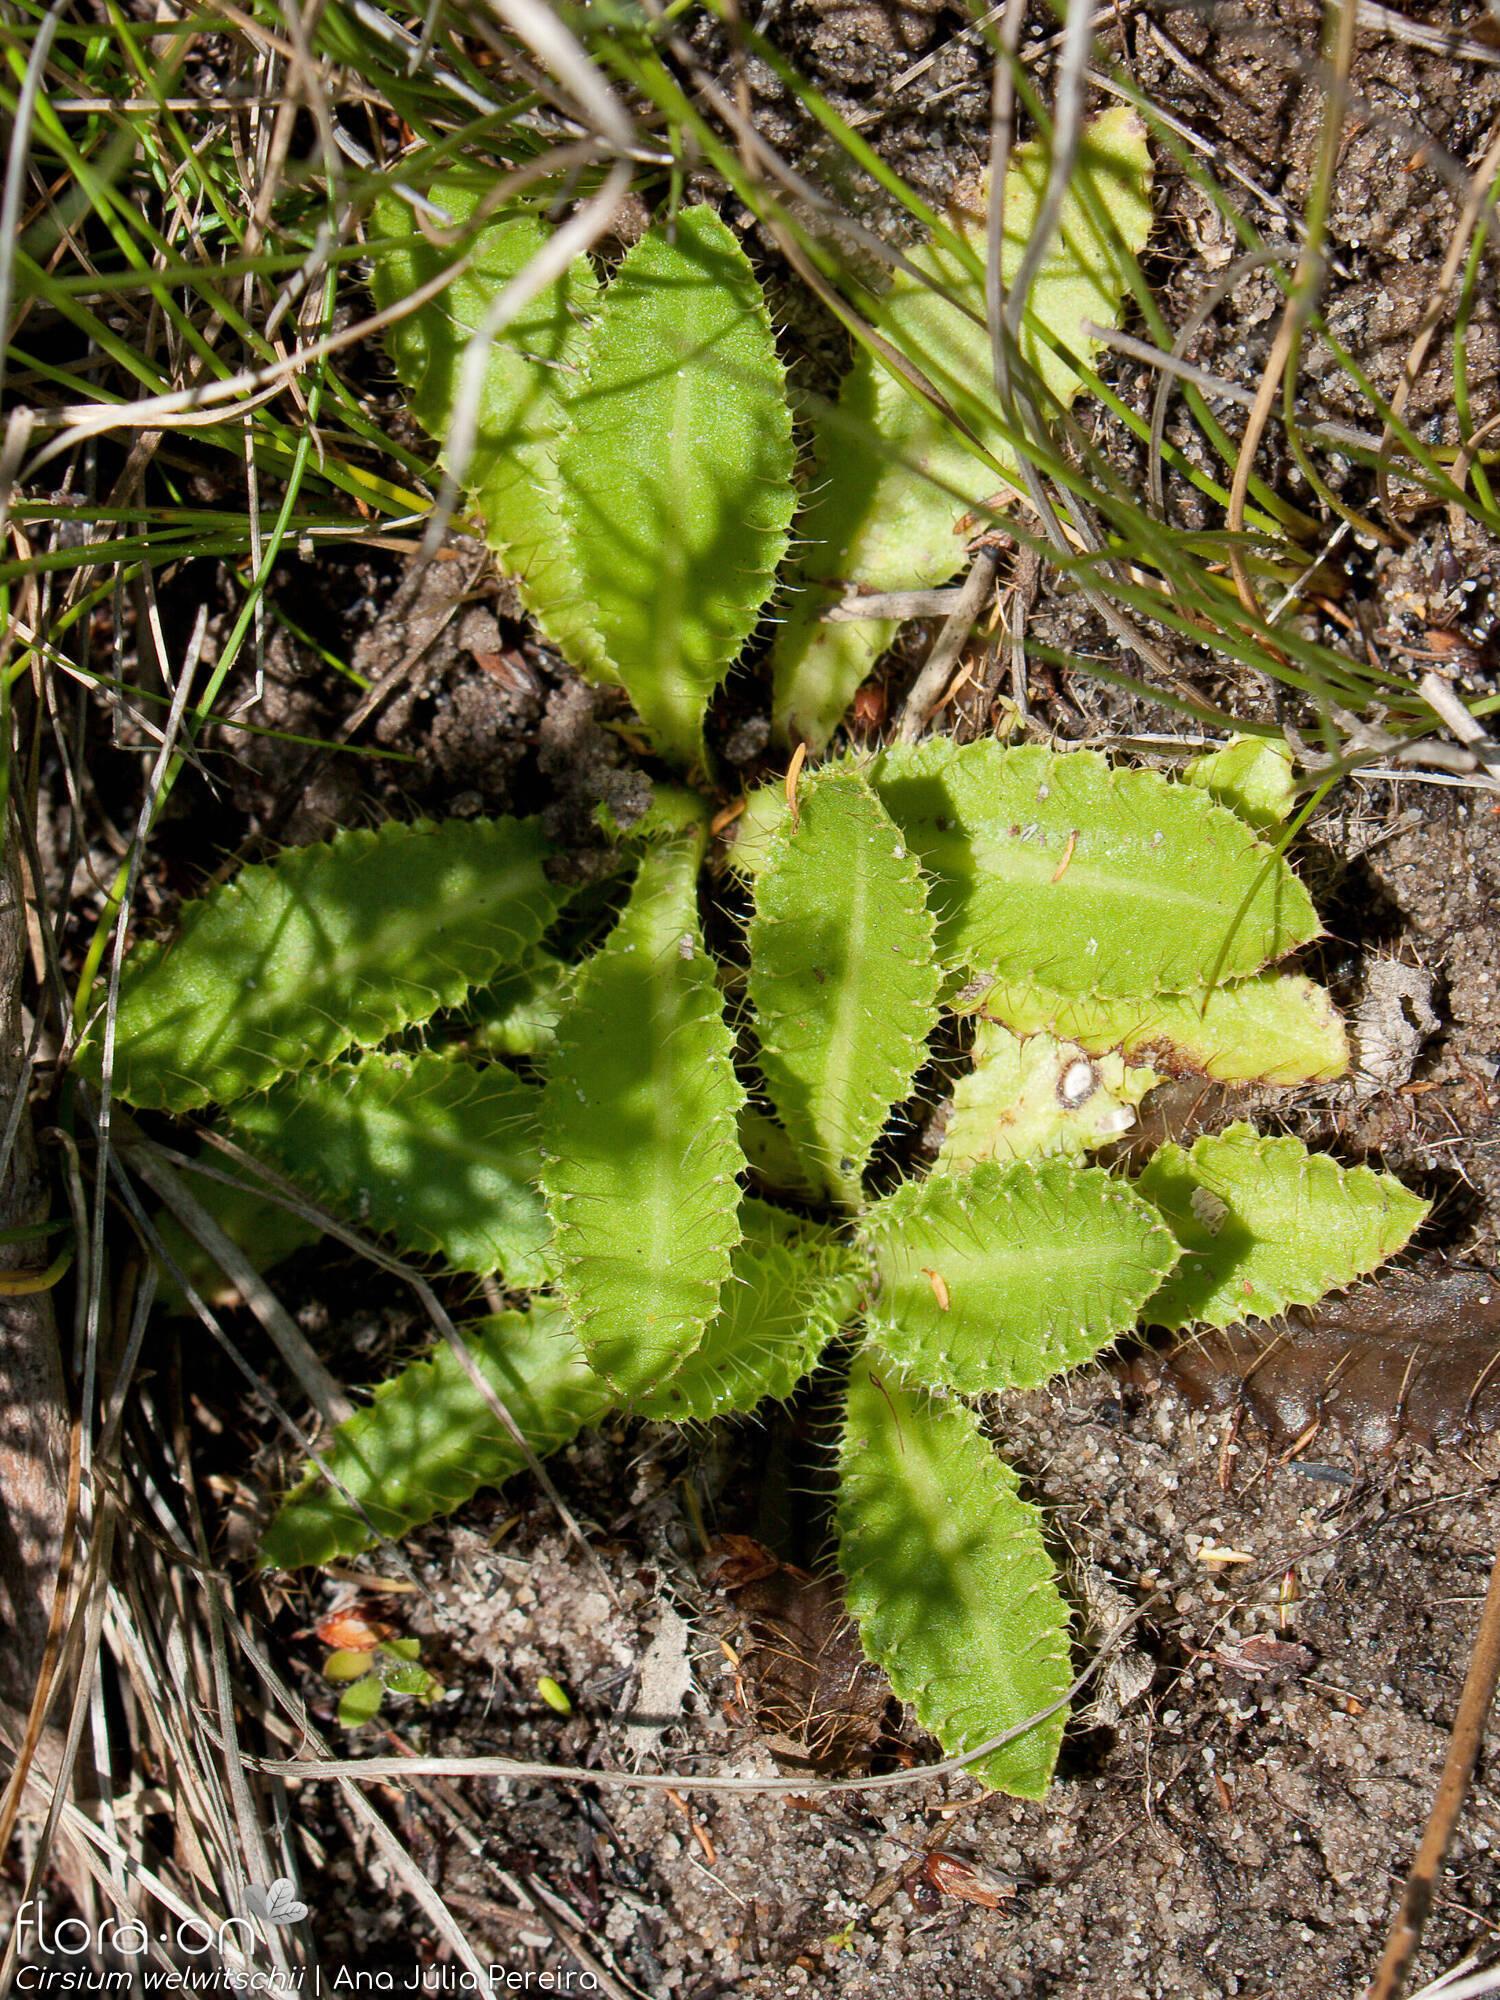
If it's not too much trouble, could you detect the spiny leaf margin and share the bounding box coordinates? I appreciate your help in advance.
[862,1156,1179,1393]
[260,1305,611,1570]
[960,969,1348,1085]
[368,179,611,679]
[540,831,747,1399]
[747,766,939,1203]
[636,1199,863,1423]
[229,1051,553,1285]
[556,205,796,767]
[869,740,1320,998]
[1183,734,1297,831]
[1137,1122,1429,1331]
[99,816,562,1112]
[837,1356,1072,1798]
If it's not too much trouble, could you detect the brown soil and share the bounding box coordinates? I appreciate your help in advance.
[274,1371,1500,1997]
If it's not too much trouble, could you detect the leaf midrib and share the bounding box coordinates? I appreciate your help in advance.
[825,817,873,1161]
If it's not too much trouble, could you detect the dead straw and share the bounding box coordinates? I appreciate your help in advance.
[1365,1541,1500,2000]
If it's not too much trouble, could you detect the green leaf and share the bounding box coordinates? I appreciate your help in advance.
[229,1052,553,1285]
[861,1157,1179,1393]
[1136,1123,1428,1331]
[556,206,796,767]
[153,1171,321,1314]
[837,1356,1072,1798]
[260,1305,612,1569]
[537,1675,572,1715]
[773,108,1153,748]
[1183,734,1296,831]
[338,1676,386,1730]
[540,833,747,1399]
[963,971,1349,1085]
[936,1021,1158,1169]
[725,778,783,880]
[322,1650,375,1684]
[369,179,610,678]
[102,817,562,1111]
[381,1662,440,1700]
[870,741,1320,997]
[466,951,569,1058]
[636,1199,863,1422]
[738,1105,824,1201]
[747,767,939,1203]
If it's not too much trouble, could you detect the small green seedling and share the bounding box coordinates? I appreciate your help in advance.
[323,1635,443,1731]
[97,736,1424,1800]
[536,1675,572,1717]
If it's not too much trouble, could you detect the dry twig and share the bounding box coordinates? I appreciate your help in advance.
[1366,1542,1500,2000]
[895,547,1001,741]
